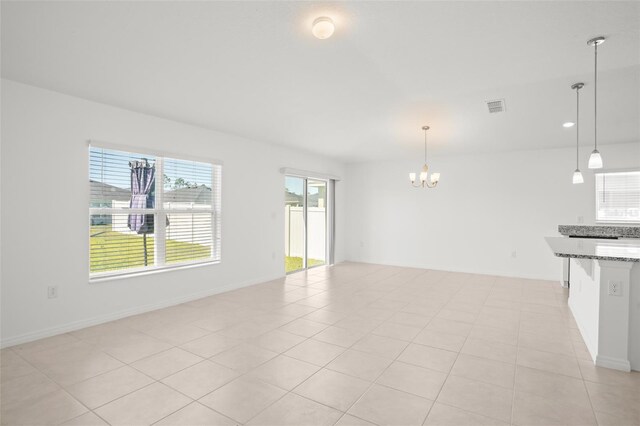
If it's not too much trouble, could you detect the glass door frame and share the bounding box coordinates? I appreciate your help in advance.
[285,175,329,274]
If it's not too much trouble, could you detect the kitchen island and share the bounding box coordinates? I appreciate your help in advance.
[546,235,640,372]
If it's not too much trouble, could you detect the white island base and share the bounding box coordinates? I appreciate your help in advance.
[568,258,640,371]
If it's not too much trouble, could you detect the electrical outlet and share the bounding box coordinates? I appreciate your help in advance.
[47,286,58,299]
[608,281,622,297]
[511,250,517,258]
[577,216,584,224]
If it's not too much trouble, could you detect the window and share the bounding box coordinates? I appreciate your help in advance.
[89,145,221,278]
[595,170,640,223]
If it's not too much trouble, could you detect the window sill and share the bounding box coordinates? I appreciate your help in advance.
[89,260,220,284]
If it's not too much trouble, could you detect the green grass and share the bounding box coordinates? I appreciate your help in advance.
[91,225,323,274]
[285,256,324,273]
[90,225,211,273]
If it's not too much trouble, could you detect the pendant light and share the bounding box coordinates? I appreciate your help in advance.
[587,36,605,169]
[571,82,584,184]
[409,126,440,188]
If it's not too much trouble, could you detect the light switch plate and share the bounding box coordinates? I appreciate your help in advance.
[47,286,58,299]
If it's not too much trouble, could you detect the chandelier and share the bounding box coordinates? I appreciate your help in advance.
[409,126,440,188]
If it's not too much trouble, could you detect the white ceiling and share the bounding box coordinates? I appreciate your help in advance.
[2,1,639,162]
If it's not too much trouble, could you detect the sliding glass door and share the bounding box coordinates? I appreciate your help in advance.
[284,176,327,273]
[306,180,326,268]
[285,176,305,273]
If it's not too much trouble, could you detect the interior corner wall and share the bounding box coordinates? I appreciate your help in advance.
[343,142,640,281]
[0,79,346,346]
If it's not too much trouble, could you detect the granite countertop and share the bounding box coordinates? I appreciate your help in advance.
[546,237,640,262]
[558,225,640,238]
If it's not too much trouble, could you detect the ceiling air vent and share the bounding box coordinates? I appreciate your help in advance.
[486,99,506,113]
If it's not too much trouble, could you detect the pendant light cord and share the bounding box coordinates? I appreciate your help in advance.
[594,42,598,150]
[576,86,580,168]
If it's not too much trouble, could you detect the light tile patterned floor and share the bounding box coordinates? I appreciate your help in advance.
[2,262,640,425]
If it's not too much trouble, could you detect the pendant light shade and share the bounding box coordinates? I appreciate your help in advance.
[587,36,605,169]
[588,150,603,169]
[571,82,584,184]
[573,170,584,184]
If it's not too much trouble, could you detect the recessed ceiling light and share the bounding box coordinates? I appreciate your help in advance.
[312,17,335,39]
[563,122,575,128]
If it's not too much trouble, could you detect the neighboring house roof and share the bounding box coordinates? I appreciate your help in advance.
[308,193,321,204]
[286,190,303,205]
[164,185,212,204]
[90,180,131,202]
[91,180,212,204]
[285,191,326,206]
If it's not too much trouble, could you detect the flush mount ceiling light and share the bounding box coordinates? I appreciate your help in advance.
[587,36,605,169]
[312,17,335,39]
[409,126,440,188]
[571,82,585,184]
[563,122,575,128]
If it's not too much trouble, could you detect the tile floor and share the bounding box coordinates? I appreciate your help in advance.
[2,262,640,425]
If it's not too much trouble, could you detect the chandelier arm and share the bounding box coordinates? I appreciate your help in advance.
[425,180,438,189]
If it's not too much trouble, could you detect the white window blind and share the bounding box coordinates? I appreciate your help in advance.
[90,146,221,278]
[595,170,640,223]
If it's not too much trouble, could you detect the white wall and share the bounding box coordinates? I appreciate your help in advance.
[344,141,640,280]
[2,78,638,346]
[0,80,346,346]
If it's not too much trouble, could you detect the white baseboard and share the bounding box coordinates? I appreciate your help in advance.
[345,258,556,281]
[596,354,632,372]
[1,273,284,349]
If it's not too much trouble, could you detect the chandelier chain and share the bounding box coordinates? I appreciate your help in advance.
[424,128,428,164]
